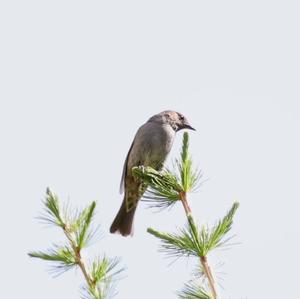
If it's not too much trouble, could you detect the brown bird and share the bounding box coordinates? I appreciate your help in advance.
[110,110,195,236]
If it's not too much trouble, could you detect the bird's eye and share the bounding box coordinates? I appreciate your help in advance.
[179,115,184,120]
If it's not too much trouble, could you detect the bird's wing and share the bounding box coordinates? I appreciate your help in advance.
[119,140,134,194]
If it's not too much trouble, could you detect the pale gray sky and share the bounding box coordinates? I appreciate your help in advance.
[0,1,299,298]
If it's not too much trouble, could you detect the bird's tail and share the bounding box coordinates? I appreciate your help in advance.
[110,197,137,237]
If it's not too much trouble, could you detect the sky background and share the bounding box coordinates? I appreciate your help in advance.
[1,1,300,298]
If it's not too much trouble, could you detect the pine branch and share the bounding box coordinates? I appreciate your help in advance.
[134,132,239,299]
[29,189,123,299]
[147,226,201,258]
[132,133,201,212]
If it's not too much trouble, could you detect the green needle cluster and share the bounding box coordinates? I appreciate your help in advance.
[29,188,123,299]
[178,281,212,299]
[147,202,238,259]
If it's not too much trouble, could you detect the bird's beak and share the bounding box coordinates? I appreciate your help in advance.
[183,123,196,131]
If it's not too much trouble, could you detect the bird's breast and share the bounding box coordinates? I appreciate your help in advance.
[128,123,175,169]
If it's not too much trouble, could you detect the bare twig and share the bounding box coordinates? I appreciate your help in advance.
[200,256,217,299]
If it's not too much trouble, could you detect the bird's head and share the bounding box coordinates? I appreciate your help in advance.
[148,110,195,132]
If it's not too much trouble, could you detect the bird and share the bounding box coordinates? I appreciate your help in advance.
[110,110,195,236]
